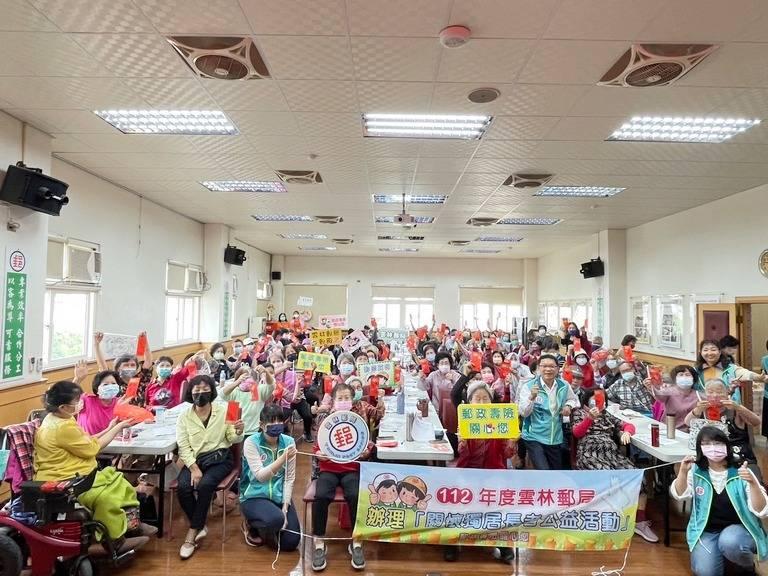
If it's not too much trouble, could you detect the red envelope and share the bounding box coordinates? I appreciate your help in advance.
[594,389,605,410]
[498,361,511,380]
[114,403,153,423]
[489,336,497,350]
[250,382,259,401]
[623,345,635,362]
[135,333,147,356]
[394,365,402,384]
[303,370,313,386]
[226,401,241,423]
[369,376,379,399]
[185,360,197,377]
[124,378,140,399]
[472,331,481,342]
[471,351,483,372]
[421,359,431,375]
[573,339,582,352]
[323,375,334,395]
[416,327,427,340]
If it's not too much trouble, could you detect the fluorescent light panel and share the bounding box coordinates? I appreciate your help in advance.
[94,109,237,135]
[608,116,760,143]
[372,194,447,205]
[299,246,336,251]
[379,247,419,253]
[497,217,561,225]
[279,233,327,240]
[475,236,523,243]
[363,113,492,140]
[462,248,501,254]
[377,235,424,241]
[251,214,313,222]
[376,215,434,224]
[201,180,286,193]
[535,186,625,198]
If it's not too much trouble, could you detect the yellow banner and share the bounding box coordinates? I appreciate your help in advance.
[296,351,332,374]
[458,403,520,439]
[311,328,344,348]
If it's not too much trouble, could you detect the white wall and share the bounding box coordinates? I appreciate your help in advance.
[0,112,51,386]
[283,256,527,328]
[50,159,205,345]
[537,237,597,302]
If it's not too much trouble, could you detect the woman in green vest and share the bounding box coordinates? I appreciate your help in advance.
[671,426,768,576]
[696,340,767,403]
[239,403,300,550]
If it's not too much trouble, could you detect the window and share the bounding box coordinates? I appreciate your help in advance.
[372,301,402,329]
[43,289,95,367]
[165,295,200,345]
[371,287,434,330]
[539,299,593,334]
[459,303,522,332]
[404,300,433,329]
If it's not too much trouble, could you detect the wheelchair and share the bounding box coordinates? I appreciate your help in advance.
[0,471,143,576]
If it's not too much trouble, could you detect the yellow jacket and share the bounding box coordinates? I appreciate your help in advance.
[176,402,242,468]
[34,414,99,481]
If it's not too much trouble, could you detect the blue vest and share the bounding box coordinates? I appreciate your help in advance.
[688,465,768,560]
[239,433,294,505]
[521,376,571,446]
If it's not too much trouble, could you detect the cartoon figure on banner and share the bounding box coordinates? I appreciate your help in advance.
[366,473,431,511]
[368,473,399,507]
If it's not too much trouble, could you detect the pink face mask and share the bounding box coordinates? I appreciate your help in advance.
[239,378,254,392]
[334,400,353,412]
[701,444,727,462]
[482,373,495,384]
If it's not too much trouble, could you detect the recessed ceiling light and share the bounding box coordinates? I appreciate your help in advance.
[299,246,336,251]
[378,235,424,241]
[608,116,761,143]
[372,195,447,205]
[279,233,327,240]
[534,186,625,198]
[475,236,523,243]
[363,113,492,140]
[93,109,237,135]
[462,248,501,254]
[376,215,434,224]
[379,247,419,253]
[251,214,313,222]
[497,217,562,225]
[201,180,286,193]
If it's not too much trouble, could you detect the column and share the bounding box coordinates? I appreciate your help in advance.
[599,229,628,347]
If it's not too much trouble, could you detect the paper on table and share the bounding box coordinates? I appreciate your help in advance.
[411,415,434,442]
[634,434,678,447]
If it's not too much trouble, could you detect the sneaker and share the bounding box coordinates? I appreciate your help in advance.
[241,521,263,547]
[634,520,659,543]
[303,434,314,443]
[312,545,327,572]
[179,540,196,560]
[348,543,365,570]
[493,547,515,564]
[194,526,208,543]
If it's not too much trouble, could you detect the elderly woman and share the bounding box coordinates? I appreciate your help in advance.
[34,381,149,552]
[696,339,768,403]
[176,375,244,559]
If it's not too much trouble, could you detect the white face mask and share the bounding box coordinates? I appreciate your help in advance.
[213,351,225,361]
[575,356,588,366]
[426,353,436,362]
[438,364,450,374]
[98,383,120,400]
[606,359,618,370]
[676,376,694,388]
[621,372,636,382]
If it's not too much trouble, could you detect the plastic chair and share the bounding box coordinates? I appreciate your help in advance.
[167,442,242,543]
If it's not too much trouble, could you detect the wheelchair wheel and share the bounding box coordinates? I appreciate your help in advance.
[70,556,93,576]
[0,534,23,576]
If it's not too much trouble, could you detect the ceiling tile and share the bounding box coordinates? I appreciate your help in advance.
[0,77,146,109]
[227,110,299,136]
[485,116,560,140]
[0,32,111,77]
[51,134,95,153]
[498,84,590,116]
[202,78,289,111]
[67,133,199,154]
[517,40,628,85]
[448,0,559,39]
[366,157,417,173]
[675,44,768,88]
[248,135,311,156]
[544,0,666,40]
[474,139,539,158]
[305,137,366,157]
[356,81,433,112]
[347,0,452,36]
[55,152,128,168]
[128,77,217,108]
[364,138,421,157]
[72,33,193,78]
[416,157,470,172]
[293,112,363,139]
[351,37,441,81]
[187,135,256,156]
[258,36,354,80]
[2,109,117,133]
[133,0,251,34]
[638,0,767,42]
[30,0,153,32]
[437,39,535,83]
[0,0,57,31]
[240,0,348,35]
[417,139,480,157]
[280,80,358,112]
[544,116,622,141]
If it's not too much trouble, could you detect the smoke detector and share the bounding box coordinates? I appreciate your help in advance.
[332,238,354,245]
[275,170,323,184]
[598,44,718,87]
[448,240,470,246]
[166,36,270,80]
[315,215,343,224]
[502,173,554,189]
[439,25,471,49]
[468,87,500,104]
[466,217,499,227]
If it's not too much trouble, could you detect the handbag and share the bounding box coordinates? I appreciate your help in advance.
[196,448,230,472]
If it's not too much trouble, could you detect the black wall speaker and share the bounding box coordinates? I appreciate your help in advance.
[271,271,282,281]
[224,244,246,266]
[0,163,70,216]
[580,258,605,279]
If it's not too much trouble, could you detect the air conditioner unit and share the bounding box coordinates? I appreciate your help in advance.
[186,268,203,292]
[65,243,101,286]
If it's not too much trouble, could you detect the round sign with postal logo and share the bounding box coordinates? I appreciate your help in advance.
[317,410,370,463]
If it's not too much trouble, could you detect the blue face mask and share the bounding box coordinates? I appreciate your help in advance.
[353,390,363,402]
[98,383,120,400]
[157,367,172,380]
[340,363,354,375]
[265,423,284,438]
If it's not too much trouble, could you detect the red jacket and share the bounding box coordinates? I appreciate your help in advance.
[456,439,511,470]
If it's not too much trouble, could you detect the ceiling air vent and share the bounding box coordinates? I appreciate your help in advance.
[448,240,470,246]
[275,170,323,184]
[598,44,718,87]
[315,215,343,224]
[332,238,354,245]
[502,173,554,189]
[466,217,499,227]
[166,36,270,80]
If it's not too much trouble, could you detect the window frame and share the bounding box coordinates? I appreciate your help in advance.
[164,293,200,346]
[42,287,97,369]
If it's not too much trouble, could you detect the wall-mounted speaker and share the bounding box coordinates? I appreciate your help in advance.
[224,244,246,266]
[271,271,282,281]
[0,163,70,216]
[580,258,605,279]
